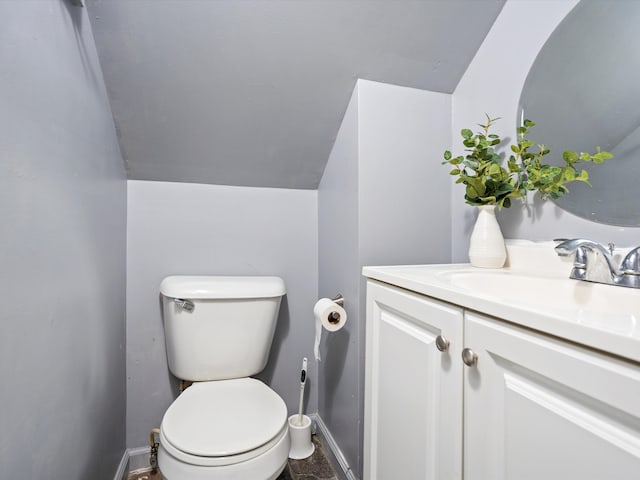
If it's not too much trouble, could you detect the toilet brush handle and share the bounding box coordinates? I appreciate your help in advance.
[297,357,308,426]
[298,384,305,426]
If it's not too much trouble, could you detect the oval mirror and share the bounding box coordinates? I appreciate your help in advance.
[519,0,640,226]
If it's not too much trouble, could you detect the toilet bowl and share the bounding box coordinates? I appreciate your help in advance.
[158,379,290,480]
[158,276,289,480]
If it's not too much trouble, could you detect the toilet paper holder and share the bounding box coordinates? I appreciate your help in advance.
[314,295,347,361]
[331,294,344,307]
[328,294,344,324]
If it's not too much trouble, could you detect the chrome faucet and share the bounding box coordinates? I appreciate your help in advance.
[620,246,640,288]
[555,239,640,288]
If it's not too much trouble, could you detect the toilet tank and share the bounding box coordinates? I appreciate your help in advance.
[159,276,286,381]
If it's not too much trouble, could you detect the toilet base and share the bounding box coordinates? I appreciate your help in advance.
[158,427,290,480]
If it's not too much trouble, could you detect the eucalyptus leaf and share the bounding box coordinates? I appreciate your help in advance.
[563,150,579,163]
[441,116,612,209]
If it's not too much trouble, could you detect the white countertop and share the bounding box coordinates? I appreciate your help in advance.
[363,250,640,364]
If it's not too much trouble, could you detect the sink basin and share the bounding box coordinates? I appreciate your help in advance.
[439,269,634,315]
[437,269,640,336]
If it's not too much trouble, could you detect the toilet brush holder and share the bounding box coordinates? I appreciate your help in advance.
[288,414,314,460]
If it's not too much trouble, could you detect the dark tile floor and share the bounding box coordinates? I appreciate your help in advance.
[279,436,337,480]
[128,471,159,480]
[128,435,337,480]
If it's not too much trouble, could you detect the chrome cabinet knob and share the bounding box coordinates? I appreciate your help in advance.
[461,348,478,367]
[435,335,450,352]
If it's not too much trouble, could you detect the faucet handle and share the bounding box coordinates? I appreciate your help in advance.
[620,247,640,275]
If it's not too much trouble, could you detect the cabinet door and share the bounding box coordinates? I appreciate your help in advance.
[364,280,463,480]
[464,312,640,480]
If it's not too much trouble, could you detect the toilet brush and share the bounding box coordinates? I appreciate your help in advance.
[297,357,308,426]
[288,356,314,459]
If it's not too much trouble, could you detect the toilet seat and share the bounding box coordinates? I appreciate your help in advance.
[160,378,288,467]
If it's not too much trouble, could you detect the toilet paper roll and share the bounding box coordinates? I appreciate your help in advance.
[313,298,347,361]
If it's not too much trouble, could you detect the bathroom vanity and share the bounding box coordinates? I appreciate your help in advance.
[363,242,640,479]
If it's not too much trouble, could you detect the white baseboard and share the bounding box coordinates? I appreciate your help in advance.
[310,414,358,480]
[113,449,129,480]
[128,446,152,473]
[113,446,151,480]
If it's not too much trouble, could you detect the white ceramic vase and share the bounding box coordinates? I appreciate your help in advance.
[468,205,506,268]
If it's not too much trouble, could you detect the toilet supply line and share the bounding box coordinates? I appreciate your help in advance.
[149,428,160,472]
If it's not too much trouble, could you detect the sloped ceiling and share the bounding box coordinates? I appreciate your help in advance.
[87,0,504,189]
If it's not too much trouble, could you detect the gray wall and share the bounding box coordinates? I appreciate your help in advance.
[318,85,361,476]
[126,180,318,448]
[318,80,451,478]
[452,0,640,261]
[0,1,127,479]
[86,0,504,189]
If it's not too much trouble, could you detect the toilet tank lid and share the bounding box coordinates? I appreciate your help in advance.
[160,276,286,299]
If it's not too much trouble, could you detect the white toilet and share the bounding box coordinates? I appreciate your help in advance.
[158,275,290,480]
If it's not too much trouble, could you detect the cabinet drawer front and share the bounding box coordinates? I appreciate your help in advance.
[464,312,640,480]
[365,280,463,480]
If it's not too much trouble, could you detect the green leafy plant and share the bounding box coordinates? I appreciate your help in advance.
[443,116,519,208]
[443,115,613,207]
[510,119,613,200]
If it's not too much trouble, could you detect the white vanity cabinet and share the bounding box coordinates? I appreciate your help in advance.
[364,278,640,480]
[464,311,640,479]
[364,280,463,480]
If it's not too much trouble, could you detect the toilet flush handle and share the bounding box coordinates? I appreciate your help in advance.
[174,298,195,312]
